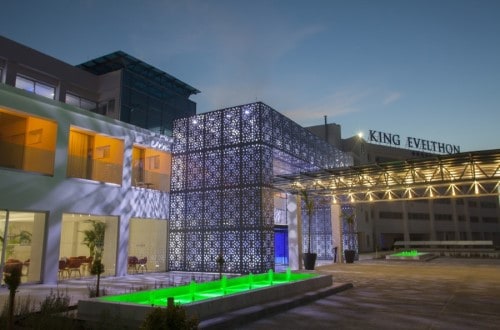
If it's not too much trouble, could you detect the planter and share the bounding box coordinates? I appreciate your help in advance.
[303,252,317,270]
[344,250,356,264]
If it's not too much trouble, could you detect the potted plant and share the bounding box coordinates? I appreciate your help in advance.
[301,190,317,270]
[342,209,357,263]
[82,220,106,297]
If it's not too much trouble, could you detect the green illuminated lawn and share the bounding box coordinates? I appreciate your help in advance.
[99,269,316,306]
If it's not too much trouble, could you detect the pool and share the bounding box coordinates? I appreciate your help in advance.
[386,249,436,261]
[77,269,333,326]
[98,269,315,306]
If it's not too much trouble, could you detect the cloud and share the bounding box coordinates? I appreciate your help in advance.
[383,92,401,105]
[281,88,374,126]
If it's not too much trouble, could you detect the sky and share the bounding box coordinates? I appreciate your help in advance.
[1,0,499,152]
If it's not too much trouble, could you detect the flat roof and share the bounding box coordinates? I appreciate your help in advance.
[77,51,200,95]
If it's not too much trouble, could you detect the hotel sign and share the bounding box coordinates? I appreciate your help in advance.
[368,130,460,154]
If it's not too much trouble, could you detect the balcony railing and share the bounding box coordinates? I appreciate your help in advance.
[132,166,170,192]
[0,141,55,175]
[67,155,122,185]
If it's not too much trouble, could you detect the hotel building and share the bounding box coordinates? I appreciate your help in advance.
[0,36,352,284]
[307,123,500,252]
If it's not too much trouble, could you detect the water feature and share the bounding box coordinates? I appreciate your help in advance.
[78,269,334,326]
[386,249,436,261]
[98,268,314,306]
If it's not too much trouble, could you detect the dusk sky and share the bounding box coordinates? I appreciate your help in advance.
[2,0,499,152]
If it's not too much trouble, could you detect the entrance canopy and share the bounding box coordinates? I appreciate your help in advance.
[274,149,500,203]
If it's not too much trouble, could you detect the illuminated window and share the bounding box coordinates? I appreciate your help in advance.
[0,210,46,284]
[60,214,118,277]
[0,108,57,175]
[15,75,55,99]
[132,145,171,191]
[67,127,124,184]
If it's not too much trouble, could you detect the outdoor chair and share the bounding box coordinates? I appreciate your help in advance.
[137,257,148,272]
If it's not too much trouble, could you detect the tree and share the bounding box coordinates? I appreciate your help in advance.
[82,220,106,297]
[300,190,317,270]
[300,190,314,254]
[4,266,21,330]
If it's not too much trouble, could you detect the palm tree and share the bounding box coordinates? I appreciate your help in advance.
[301,190,317,270]
[341,208,357,263]
[82,220,106,297]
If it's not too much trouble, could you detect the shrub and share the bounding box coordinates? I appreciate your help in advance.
[141,304,198,330]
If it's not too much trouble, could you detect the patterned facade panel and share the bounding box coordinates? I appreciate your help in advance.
[168,231,185,270]
[301,198,334,260]
[241,145,262,185]
[202,231,221,272]
[260,104,273,144]
[261,146,274,184]
[281,118,292,153]
[172,117,188,153]
[185,192,203,229]
[186,152,204,190]
[261,187,275,227]
[240,187,261,227]
[271,109,283,149]
[241,103,260,143]
[169,193,185,230]
[204,111,222,148]
[241,230,262,274]
[222,147,241,187]
[203,190,221,229]
[262,230,274,270]
[185,231,203,271]
[223,107,241,146]
[170,155,186,191]
[204,149,222,188]
[221,230,241,272]
[187,115,205,151]
[222,188,241,229]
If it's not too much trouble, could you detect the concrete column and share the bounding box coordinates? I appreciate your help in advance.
[331,203,342,263]
[4,60,18,86]
[43,210,63,284]
[287,194,302,270]
[463,198,472,240]
[451,199,460,240]
[402,201,410,248]
[428,200,437,240]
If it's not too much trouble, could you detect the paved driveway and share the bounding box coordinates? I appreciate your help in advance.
[239,257,500,330]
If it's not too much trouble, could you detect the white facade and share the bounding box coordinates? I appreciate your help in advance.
[0,84,171,284]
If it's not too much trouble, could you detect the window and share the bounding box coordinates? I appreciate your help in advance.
[0,210,46,284]
[65,93,97,111]
[480,202,497,209]
[435,213,452,221]
[60,214,118,277]
[0,108,57,175]
[482,217,498,223]
[408,212,430,220]
[131,146,171,191]
[128,218,167,274]
[15,75,55,99]
[67,127,124,184]
[379,212,402,219]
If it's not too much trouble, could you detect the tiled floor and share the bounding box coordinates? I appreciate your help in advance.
[2,257,500,330]
[239,257,500,329]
